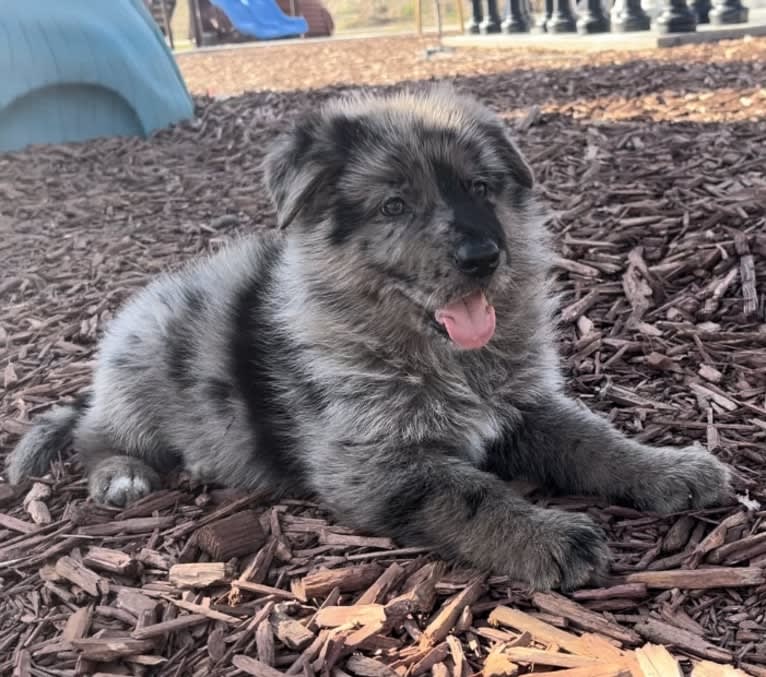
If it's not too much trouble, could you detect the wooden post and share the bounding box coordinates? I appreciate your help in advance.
[416,0,423,34]
[160,0,175,49]
[189,0,203,47]
[456,0,465,31]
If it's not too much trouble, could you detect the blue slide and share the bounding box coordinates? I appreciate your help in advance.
[210,0,309,39]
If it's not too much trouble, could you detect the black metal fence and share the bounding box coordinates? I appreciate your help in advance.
[466,0,749,35]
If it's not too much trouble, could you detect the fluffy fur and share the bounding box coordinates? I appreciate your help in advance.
[7,86,732,590]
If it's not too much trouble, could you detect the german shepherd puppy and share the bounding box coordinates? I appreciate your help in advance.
[7,86,732,590]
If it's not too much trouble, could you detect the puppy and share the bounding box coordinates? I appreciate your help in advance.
[7,86,732,590]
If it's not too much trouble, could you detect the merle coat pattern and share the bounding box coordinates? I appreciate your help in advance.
[7,87,733,591]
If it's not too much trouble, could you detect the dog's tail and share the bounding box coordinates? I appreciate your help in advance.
[5,392,91,484]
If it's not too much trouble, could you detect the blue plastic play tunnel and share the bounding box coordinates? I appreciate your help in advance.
[0,0,194,152]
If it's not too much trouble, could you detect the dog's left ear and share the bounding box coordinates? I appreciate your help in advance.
[485,123,535,190]
[263,112,332,229]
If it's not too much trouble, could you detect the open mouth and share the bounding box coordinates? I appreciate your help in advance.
[391,284,496,350]
[434,290,496,350]
[430,315,450,339]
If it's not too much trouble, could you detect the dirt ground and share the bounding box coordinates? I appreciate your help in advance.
[173,34,766,98]
[1,34,765,677]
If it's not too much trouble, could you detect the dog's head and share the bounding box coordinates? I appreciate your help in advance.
[263,85,547,351]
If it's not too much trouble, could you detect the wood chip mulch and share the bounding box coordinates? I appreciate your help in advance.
[1,35,765,677]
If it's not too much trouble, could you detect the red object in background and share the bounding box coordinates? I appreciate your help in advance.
[276,0,335,36]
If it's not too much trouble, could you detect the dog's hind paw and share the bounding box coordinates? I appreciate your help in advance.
[88,456,160,507]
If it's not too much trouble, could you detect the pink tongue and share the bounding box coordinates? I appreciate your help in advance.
[435,291,496,350]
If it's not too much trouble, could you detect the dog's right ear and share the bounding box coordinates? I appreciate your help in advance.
[263,112,333,230]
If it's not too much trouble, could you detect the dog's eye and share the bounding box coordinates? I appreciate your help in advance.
[471,180,489,198]
[381,197,406,217]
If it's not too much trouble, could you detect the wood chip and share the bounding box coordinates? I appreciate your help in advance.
[531,592,639,645]
[233,655,286,677]
[71,638,156,661]
[691,660,751,677]
[686,511,750,566]
[634,643,683,677]
[55,555,108,597]
[271,608,315,650]
[234,579,297,599]
[0,512,38,534]
[735,231,758,318]
[315,604,387,628]
[115,588,158,618]
[483,646,520,677]
[503,647,601,668]
[196,509,267,560]
[529,664,632,677]
[256,621,276,666]
[83,546,139,577]
[300,564,383,599]
[623,567,764,590]
[345,654,398,677]
[168,562,232,589]
[420,576,485,647]
[634,619,733,663]
[132,613,209,639]
[571,583,648,602]
[344,621,387,650]
[356,562,405,606]
[164,596,240,623]
[411,643,450,675]
[62,606,93,642]
[77,515,175,536]
[489,606,599,659]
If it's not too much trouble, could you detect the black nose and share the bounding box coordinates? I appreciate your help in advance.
[455,240,501,278]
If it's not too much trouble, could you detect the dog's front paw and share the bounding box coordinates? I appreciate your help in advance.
[518,510,610,592]
[631,447,733,514]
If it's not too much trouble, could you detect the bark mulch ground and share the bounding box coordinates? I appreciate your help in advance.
[1,34,765,677]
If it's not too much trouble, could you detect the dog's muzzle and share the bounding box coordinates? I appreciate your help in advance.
[454,239,501,279]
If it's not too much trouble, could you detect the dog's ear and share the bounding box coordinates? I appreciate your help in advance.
[484,123,534,190]
[263,110,376,230]
[263,112,333,229]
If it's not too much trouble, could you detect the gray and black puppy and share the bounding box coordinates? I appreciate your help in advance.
[7,86,732,590]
